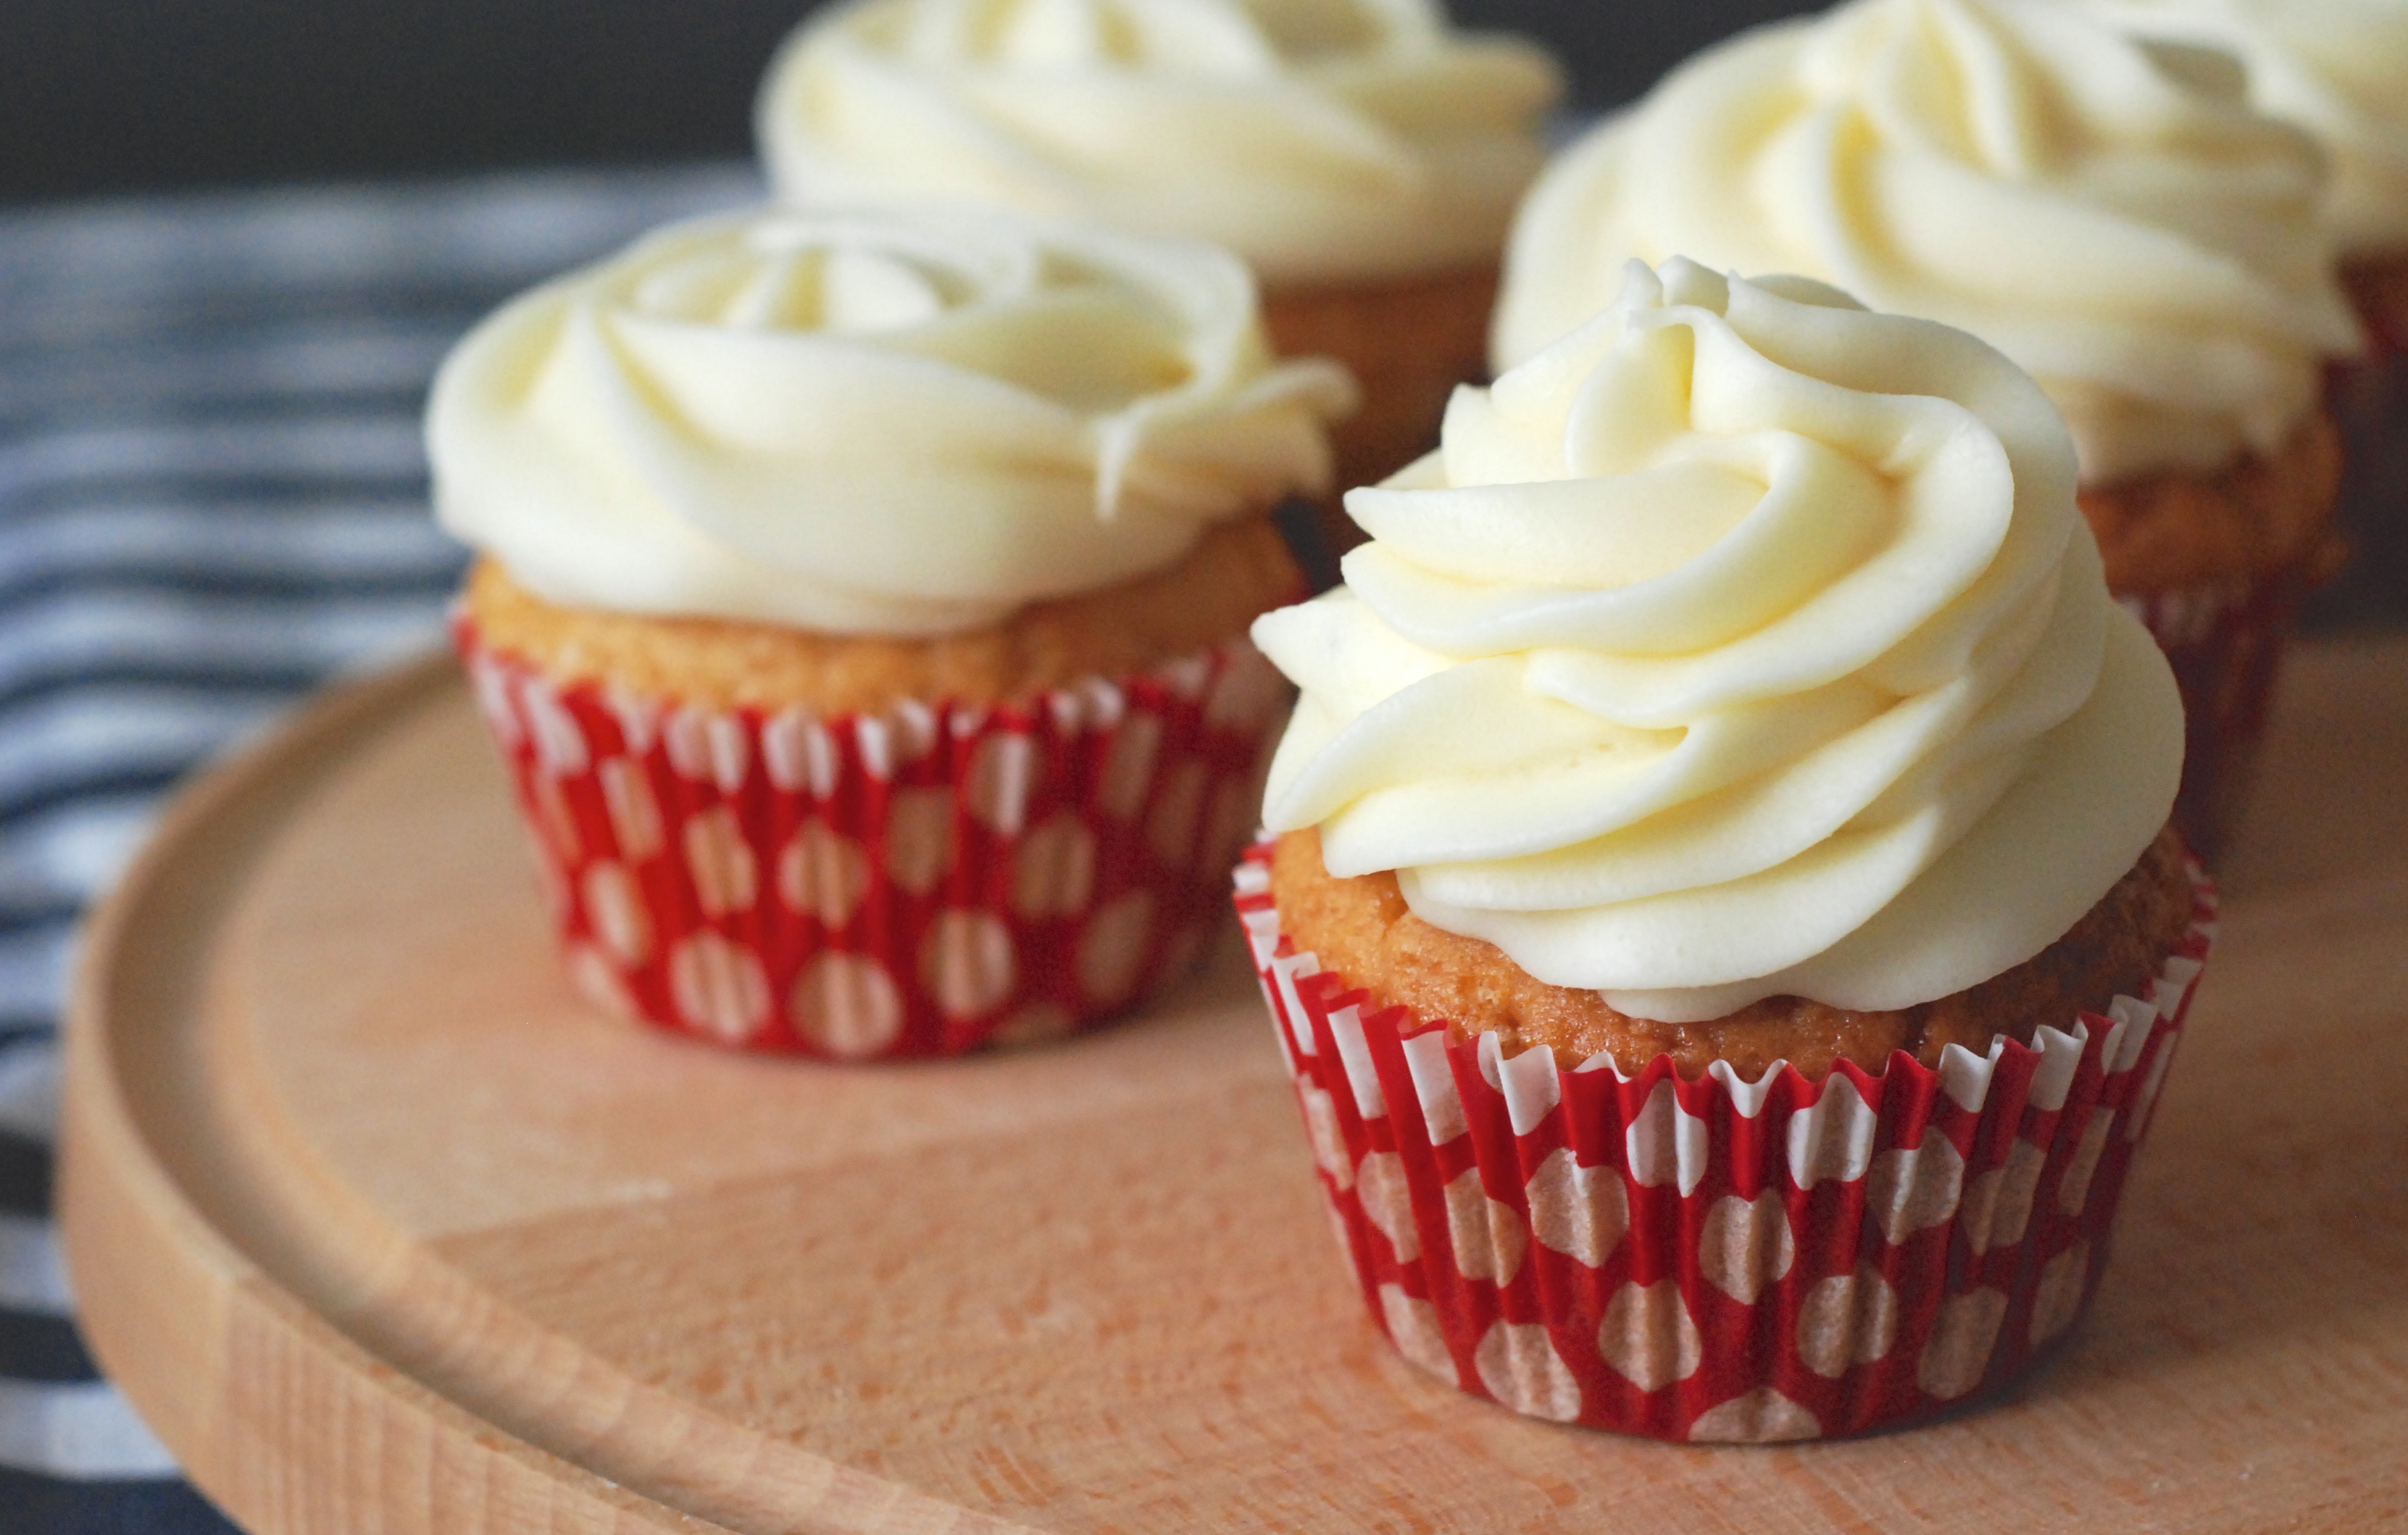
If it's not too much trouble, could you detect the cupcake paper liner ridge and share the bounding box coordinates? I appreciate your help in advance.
[458,615,1289,1058]
[1235,839,2218,1443]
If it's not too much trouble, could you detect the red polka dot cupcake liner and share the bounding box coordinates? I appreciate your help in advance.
[1234,841,2217,1442]
[455,617,1290,1057]
[2120,575,2300,863]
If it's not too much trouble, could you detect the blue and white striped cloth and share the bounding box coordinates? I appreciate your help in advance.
[0,163,754,1534]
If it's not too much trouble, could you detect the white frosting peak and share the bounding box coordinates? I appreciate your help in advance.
[429,207,1355,635]
[1259,258,2183,1021]
[755,0,1565,285]
[2051,0,2408,258]
[1494,0,2363,483]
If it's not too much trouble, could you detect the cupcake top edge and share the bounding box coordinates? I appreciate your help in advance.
[754,0,1567,287]
[1253,255,2185,1023]
[2050,0,2408,260]
[427,204,1357,637]
[1491,0,2365,487]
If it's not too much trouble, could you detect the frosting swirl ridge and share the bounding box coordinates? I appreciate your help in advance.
[1492,0,2362,482]
[429,207,1354,635]
[1258,259,2183,1021]
[2057,0,2408,257]
[755,0,1565,284]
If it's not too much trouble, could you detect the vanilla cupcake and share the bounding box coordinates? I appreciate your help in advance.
[1492,0,2363,856]
[755,0,1563,496]
[431,206,1353,1057]
[1238,258,2213,1441]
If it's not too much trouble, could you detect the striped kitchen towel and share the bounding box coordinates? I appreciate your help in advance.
[0,161,754,1534]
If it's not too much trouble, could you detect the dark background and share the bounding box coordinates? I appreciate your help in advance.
[0,0,1828,204]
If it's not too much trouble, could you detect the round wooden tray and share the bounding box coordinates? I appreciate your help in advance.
[58,641,2408,1534]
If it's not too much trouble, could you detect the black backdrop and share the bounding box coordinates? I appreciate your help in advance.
[0,0,1826,203]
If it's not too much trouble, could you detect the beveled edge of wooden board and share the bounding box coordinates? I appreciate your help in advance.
[56,654,733,1535]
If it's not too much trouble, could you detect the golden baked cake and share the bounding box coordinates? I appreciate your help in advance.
[429,205,1352,1058]
[1239,258,2213,1443]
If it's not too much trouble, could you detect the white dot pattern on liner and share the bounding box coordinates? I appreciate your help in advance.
[921,910,1017,1021]
[1379,1285,1458,1384]
[968,733,1034,836]
[582,861,651,966]
[530,771,580,861]
[778,819,871,928]
[1078,891,1153,1005]
[1597,1282,1702,1392]
[884,787,956,896]
[1356,1152,1419,1262]
[1698,1191,1793,1305]
[1689,1387,1822,1444]
[791,952,905,1059]
[668,933,769,1043]
[1796,1265,1899,1380]
[2057,1112,2116,1216]
[1918,1289,2009,1402]
[1474,1322,1583,1423]
[597,758,663,859]
[1012,814,1097,920]
[1524,1148,1627,1269]
[1961,1139,2048,1257]
[1298,1082,1352,1191]
[682,807,759,918]
[2029,1241,2092,1348]
[1624,1079,1708,1195]
[526,827,570,923]
[1866,1134,1967,1245]
[1443,1168,1526,1286]
[1787,1076,1878,1189]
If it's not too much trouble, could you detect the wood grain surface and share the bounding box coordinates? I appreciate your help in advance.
[58,638,2408,1534]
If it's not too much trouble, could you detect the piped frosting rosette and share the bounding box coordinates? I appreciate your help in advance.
[755,0,1564,286]
[1492,0,2361,484]
[430,205,1356,637]
[2057,0,2408,260]
[1257,258,2185,1024]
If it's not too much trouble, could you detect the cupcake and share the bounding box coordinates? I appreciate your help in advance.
[753,0,1564,498]
[2049,0,2408,627]
[1238,258,2213,1441]
[1491,0,2363,857]
[429,206,1354,1057]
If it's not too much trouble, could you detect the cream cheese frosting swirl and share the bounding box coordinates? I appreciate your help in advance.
[1257,258,2183,1023]
[2057,0,2408,258]
[1492,0,2362,484]
[429,207,1354,635]
[755,0,1565,286]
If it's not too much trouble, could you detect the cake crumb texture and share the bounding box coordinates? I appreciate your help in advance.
[1269,824,2196,1081]
[2080,409,2344,596]
[463,515,1302,714]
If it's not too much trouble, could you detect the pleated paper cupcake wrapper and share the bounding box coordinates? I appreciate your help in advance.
[1234,841,2217,1443]
[2122,575,2300,863]
[456,617,1290,1058]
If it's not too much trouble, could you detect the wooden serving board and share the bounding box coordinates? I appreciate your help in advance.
[58,639,2408,1534]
